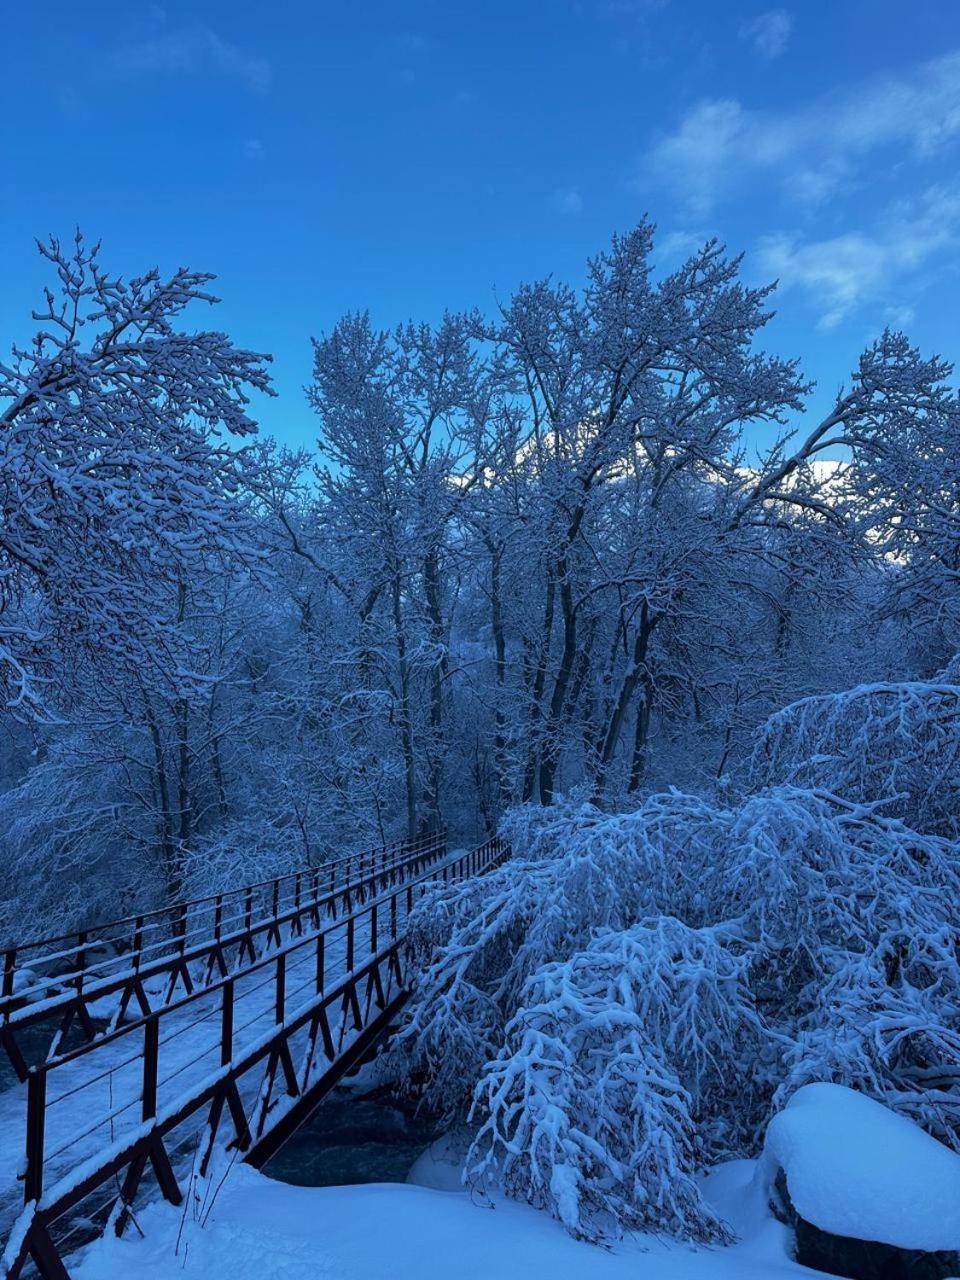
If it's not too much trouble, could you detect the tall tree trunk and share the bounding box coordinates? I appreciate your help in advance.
[537,490,593,805]
[521,566,556,802]
[391,570,418,841]
[626,675,655,794]
[584,613,629,767]
[538,564,577,805]
[142,692,177,899]
[208,686,229,821]
[174,581,192,861]
[421,544,446,832]
[592,601,660,800]
[175,696,191,851]
[486,536,509,812]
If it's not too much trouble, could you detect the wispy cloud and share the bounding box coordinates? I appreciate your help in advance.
[739,10,793,60]
[646,51,960,213]
[115,24,271,93]
[656,228,709,263]
[756,183,960,327]
[552,187,585,215]
[243,138,266,162]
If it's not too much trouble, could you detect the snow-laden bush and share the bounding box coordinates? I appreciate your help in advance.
[751,680,960,837]
[711,788,960,1004]
[465,920,758,1242]
[394,782,960,1242]
[391,795,723,1118]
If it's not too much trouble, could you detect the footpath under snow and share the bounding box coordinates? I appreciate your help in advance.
[71,1157,808,1280]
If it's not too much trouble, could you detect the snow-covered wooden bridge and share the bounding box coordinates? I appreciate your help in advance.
[0,833,509,1280]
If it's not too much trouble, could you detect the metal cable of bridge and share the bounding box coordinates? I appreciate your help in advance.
[33,860,431,1104]
[46,937,347,1148]
[27,858,437,1141]
[44,1171,157,1260]
[153,1040,222,1093]
[154,995,229,1052]
[1,837,444,1037]
[43,1092,145,1165]
[46,1047,145,1107]
[5,883,327,1007]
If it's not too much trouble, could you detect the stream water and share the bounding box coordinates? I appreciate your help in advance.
[263,1087,445,1187]
[0,1020,92,1093]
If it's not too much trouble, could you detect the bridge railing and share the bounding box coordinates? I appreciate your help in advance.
[2,836,510,1280]
[0,832,447,1078]
[1,831,445,1011]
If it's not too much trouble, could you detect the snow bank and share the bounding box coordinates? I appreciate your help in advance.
[70,1160,804,1280]
[761,1083,960,1250]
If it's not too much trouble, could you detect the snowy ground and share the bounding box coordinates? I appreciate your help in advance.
[68,1152,811,1280]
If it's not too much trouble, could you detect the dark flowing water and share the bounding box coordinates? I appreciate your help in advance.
[0,1020,94,1093]
[263,1088,445,1187]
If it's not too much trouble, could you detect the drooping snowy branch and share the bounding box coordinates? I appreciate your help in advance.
[752,680,960,836]
[393,771,960,1238]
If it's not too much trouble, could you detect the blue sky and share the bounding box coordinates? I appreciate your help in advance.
[1,1,958,446]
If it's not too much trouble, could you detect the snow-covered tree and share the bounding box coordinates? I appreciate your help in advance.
[0,233,273,715]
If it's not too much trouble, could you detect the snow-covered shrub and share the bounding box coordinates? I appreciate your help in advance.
[711,787,960,992]
[395,779,960,1242]
[696,788,960,1148]
[780,935,960,1149]
[392,795,721,1118]
[751,681,960,837]
[393,795,767,1238]
[467,924,738,1243]
[465,920,758,1242]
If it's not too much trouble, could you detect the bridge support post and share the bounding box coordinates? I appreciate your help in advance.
[24,1069,46,1204]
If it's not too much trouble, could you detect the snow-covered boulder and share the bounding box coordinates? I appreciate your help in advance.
[760,1083,960,1279]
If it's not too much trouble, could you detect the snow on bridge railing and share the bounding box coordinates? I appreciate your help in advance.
[1,831,446,1003]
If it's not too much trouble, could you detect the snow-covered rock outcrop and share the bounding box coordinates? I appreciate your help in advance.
[760,1083,960,1279]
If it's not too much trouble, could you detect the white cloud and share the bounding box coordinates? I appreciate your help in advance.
[647,98,747,214]
[656,228,709,263]
[553,187,585,215]
[116,25,271,93]
[884,304,916,329]
[739,10,793,60]
[756,184,960,327]
[646,51,960,213]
